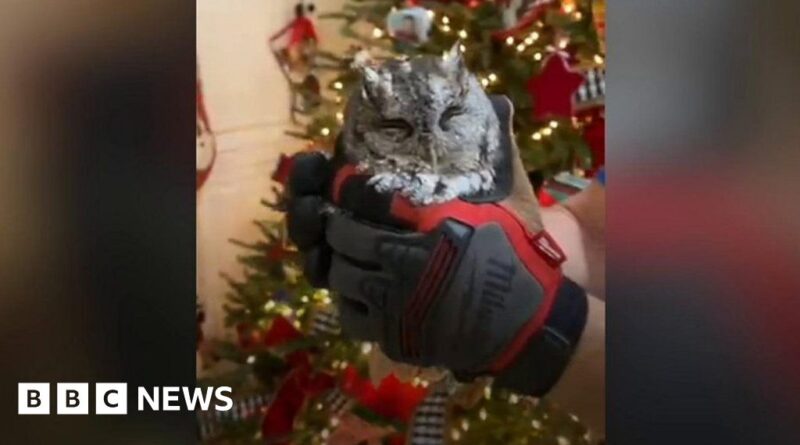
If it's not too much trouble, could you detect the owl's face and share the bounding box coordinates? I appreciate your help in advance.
[343,46,499,178]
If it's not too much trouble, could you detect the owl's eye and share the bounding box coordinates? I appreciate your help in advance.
[378,119,413,139]
[439,105,465,130]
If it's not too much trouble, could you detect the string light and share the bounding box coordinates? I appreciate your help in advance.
[516,43,526,52]
[532,131,542,140]
[320,127,331,136]
[558,38,569,49]
[573,11,583,20]
[509,394,519,404]
[442,25,451,33]
[336,111,344,122]
[459,43,466,52]
[488,73,498,83]
[332,81,343,90]
[480,77,489,87]
[330,417,340,427]
[542,127,553,136]
[247,355,256,364]
[292,320,301,329]
[458,29,468,39]
[264,301,275,310]
[442,16,450,25]
[301,295,309,303]
[531,419,542,429]
[549,120,559,129]
[557,436,570,445]
[563,0,576,14]
[372,27,384,39]
[534,52,543,61]
[427,9,435,19]
[479,408,488,421]
[484,386,492,400]
[594,54,605,65]
[451,429,461,441]
[461,419,470,431]
[505,36,514,46]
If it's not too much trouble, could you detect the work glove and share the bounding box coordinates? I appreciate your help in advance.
[286,96,587,396]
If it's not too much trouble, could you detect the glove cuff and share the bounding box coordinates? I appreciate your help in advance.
[492,277,588,396]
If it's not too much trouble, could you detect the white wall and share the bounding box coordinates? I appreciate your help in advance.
[196,0,347,342]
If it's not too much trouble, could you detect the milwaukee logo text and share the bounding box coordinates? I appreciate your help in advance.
[18,383,233,415]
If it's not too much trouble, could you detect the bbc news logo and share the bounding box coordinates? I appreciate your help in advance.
[18,383,233,415]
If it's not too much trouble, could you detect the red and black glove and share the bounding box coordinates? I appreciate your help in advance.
[287,96,587,396]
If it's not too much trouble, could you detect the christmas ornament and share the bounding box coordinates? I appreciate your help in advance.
[386,6,432,47]
[574,66,605,109]
[493,0,554,39]
[196,71,215,190]
[269,2,319,76]
[526,54,585,120]
[592,0,606,53]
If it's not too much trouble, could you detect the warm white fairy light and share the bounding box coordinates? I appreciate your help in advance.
[296,308,305,317]
[484,386,492,400]
[442,16,450,24]
[563,0,576,14]
[280,306,293,317]
[333,81,343,90]
[361,342,372,354]
[459,43,467,52]
[330,417,340,427]
[516,43,526,52]
[573,11,583,20]
[480,77,489,87]
[542,127,553,136]
[534,52,543,61]
[505,36,515,46]
[451,429,461,441]
[479,408,487,421]
[320,127,331,136]
[247,355,256,364]
[442,24,452,33]
[488,73,498,83]
[558,38,569,49]
[320,429,330,439]
[509,394,519,404]
[458,29,468,39]
[264,300,275,310]
[301,295,309,303]
[427,9,435,19]
[557,436,570,445]
[532,131,542,141]
[292,320,301,329]
[461,419,470,431]
[372,27,384,38]
[336,111,344,122]
[549,120,559,129]
[594,54,605,65]
[531,419,542,429]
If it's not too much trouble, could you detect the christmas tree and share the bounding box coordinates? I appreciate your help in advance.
[199,1,604,443]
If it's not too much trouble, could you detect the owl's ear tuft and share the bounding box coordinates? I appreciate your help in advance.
[359,66,392,104]
[441,41,468,87]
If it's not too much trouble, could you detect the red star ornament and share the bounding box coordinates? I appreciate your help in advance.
[527,54,585,120]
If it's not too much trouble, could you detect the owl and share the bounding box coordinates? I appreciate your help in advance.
[341,44,500,205]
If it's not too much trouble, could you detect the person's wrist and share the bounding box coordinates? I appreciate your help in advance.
[492,277,588,396]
